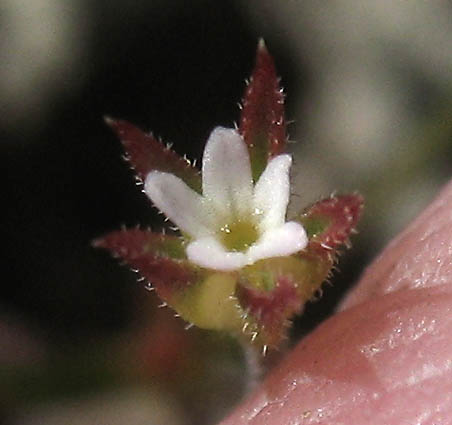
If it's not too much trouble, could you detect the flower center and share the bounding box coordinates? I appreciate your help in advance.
[218,219,259,252]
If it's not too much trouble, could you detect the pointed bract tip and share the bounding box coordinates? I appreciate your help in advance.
[91,236,105,249]
[258,38,267,52]
[104,116,121,133]
[103,115,116,126]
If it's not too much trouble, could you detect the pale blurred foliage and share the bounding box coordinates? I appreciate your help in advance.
[241,0,452,250]
[0,0,88,135]
[10,389,184,425]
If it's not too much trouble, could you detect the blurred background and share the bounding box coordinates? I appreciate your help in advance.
[3,1,452,424]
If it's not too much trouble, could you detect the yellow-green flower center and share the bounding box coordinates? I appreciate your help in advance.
[218,219,259,252]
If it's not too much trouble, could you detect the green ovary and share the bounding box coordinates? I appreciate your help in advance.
[174,273,242,331]
[218,219,259,252]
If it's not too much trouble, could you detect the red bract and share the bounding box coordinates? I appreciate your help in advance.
[105,117,202,192]
[93,229,201,302]
[237,275,300,348]
[239,39,286,182]
[299,194,364,260]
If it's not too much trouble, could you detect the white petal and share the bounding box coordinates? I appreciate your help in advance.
[202,127,253,218]
[144,171,215,238]
[253,154,292,233]
[186,236,249,271]
[246,221,308,263]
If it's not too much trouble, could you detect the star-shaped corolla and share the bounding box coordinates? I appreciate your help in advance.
[144,127,307,271]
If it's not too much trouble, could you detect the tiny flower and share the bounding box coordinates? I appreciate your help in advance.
[95,41,363,350]
[145,127,307,271]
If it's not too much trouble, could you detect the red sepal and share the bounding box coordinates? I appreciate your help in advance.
[239,40,286,182]
[105,118,202,193]
[93,228,200,301]
[300,194,364,255]
[237,276,301,348]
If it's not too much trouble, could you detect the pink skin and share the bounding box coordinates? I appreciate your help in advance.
[220,180,452,424]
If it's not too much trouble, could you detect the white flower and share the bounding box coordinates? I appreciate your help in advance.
[144,127,308,271]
